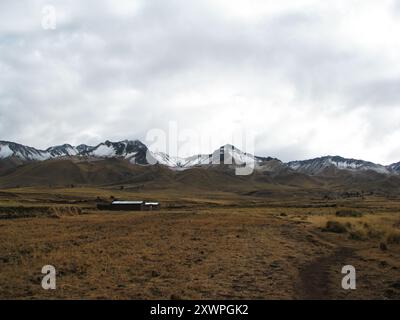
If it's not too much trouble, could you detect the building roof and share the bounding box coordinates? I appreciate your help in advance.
[112,201,144,205]
[145,202,160,206]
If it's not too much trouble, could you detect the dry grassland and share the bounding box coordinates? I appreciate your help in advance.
[1,187,400,299]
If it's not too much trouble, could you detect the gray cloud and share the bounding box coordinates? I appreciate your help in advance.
[1,0,400,164]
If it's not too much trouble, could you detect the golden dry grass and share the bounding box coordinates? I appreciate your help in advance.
[309,211,400,244]
[1,187,400,299]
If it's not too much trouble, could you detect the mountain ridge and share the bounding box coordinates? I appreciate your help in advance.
[0,139,399,175]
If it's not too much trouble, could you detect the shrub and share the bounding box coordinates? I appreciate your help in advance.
[386,231,400,245]
[322,221,347,233]
[349,230,366,240]
[367,229,384,239]
[336,210,363,218]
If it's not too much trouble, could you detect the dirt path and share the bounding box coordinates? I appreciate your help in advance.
[295,247,355,299]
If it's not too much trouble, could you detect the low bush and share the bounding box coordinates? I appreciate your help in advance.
[386,231,400,245]
[349,230,366,240]
[336,210,363,218]
[322,221,348,233]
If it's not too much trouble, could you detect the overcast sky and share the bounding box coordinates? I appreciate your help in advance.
[1,0,400,164]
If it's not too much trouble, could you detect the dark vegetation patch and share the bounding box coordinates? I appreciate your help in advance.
[322,221,348,233]
[0,206,83,219]
[336,209,363,217]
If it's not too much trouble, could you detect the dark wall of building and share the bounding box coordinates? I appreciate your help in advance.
[97,204,144,211]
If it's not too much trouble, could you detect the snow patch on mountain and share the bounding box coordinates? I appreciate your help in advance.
[47,144,78,157]
[78,140,148,165]
[0,141,51,161]
[288,156,390,175]
[182,154,213,167]
[91,144,116,157]
[0,144,13,159]
[389,162,400,173]
[220,145,257,165]
[149,151,185,167]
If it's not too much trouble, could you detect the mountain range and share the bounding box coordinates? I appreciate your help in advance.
[1,139,400,191]
[0,139,398,175]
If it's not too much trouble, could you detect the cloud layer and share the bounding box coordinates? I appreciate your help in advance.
[1,0,400,164]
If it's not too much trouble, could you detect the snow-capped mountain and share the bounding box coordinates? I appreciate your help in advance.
[47,144,78,157]
[0,141,51,160]
[389,162,400,174]
[76,144,95,154]
[287,156,390,175]
[150,145,277,168]
[80,140,150,164]
[1,139,399,176]
[148,151,186,167]
[0,140,152,164]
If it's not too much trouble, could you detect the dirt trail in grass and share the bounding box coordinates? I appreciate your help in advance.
[295,247,355,299]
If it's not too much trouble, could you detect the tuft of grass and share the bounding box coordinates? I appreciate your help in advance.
[336,210,363,218]
[349,230,366,240]
[386,231,400,245]
[322,221,347,233]
[49,206,82,218]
